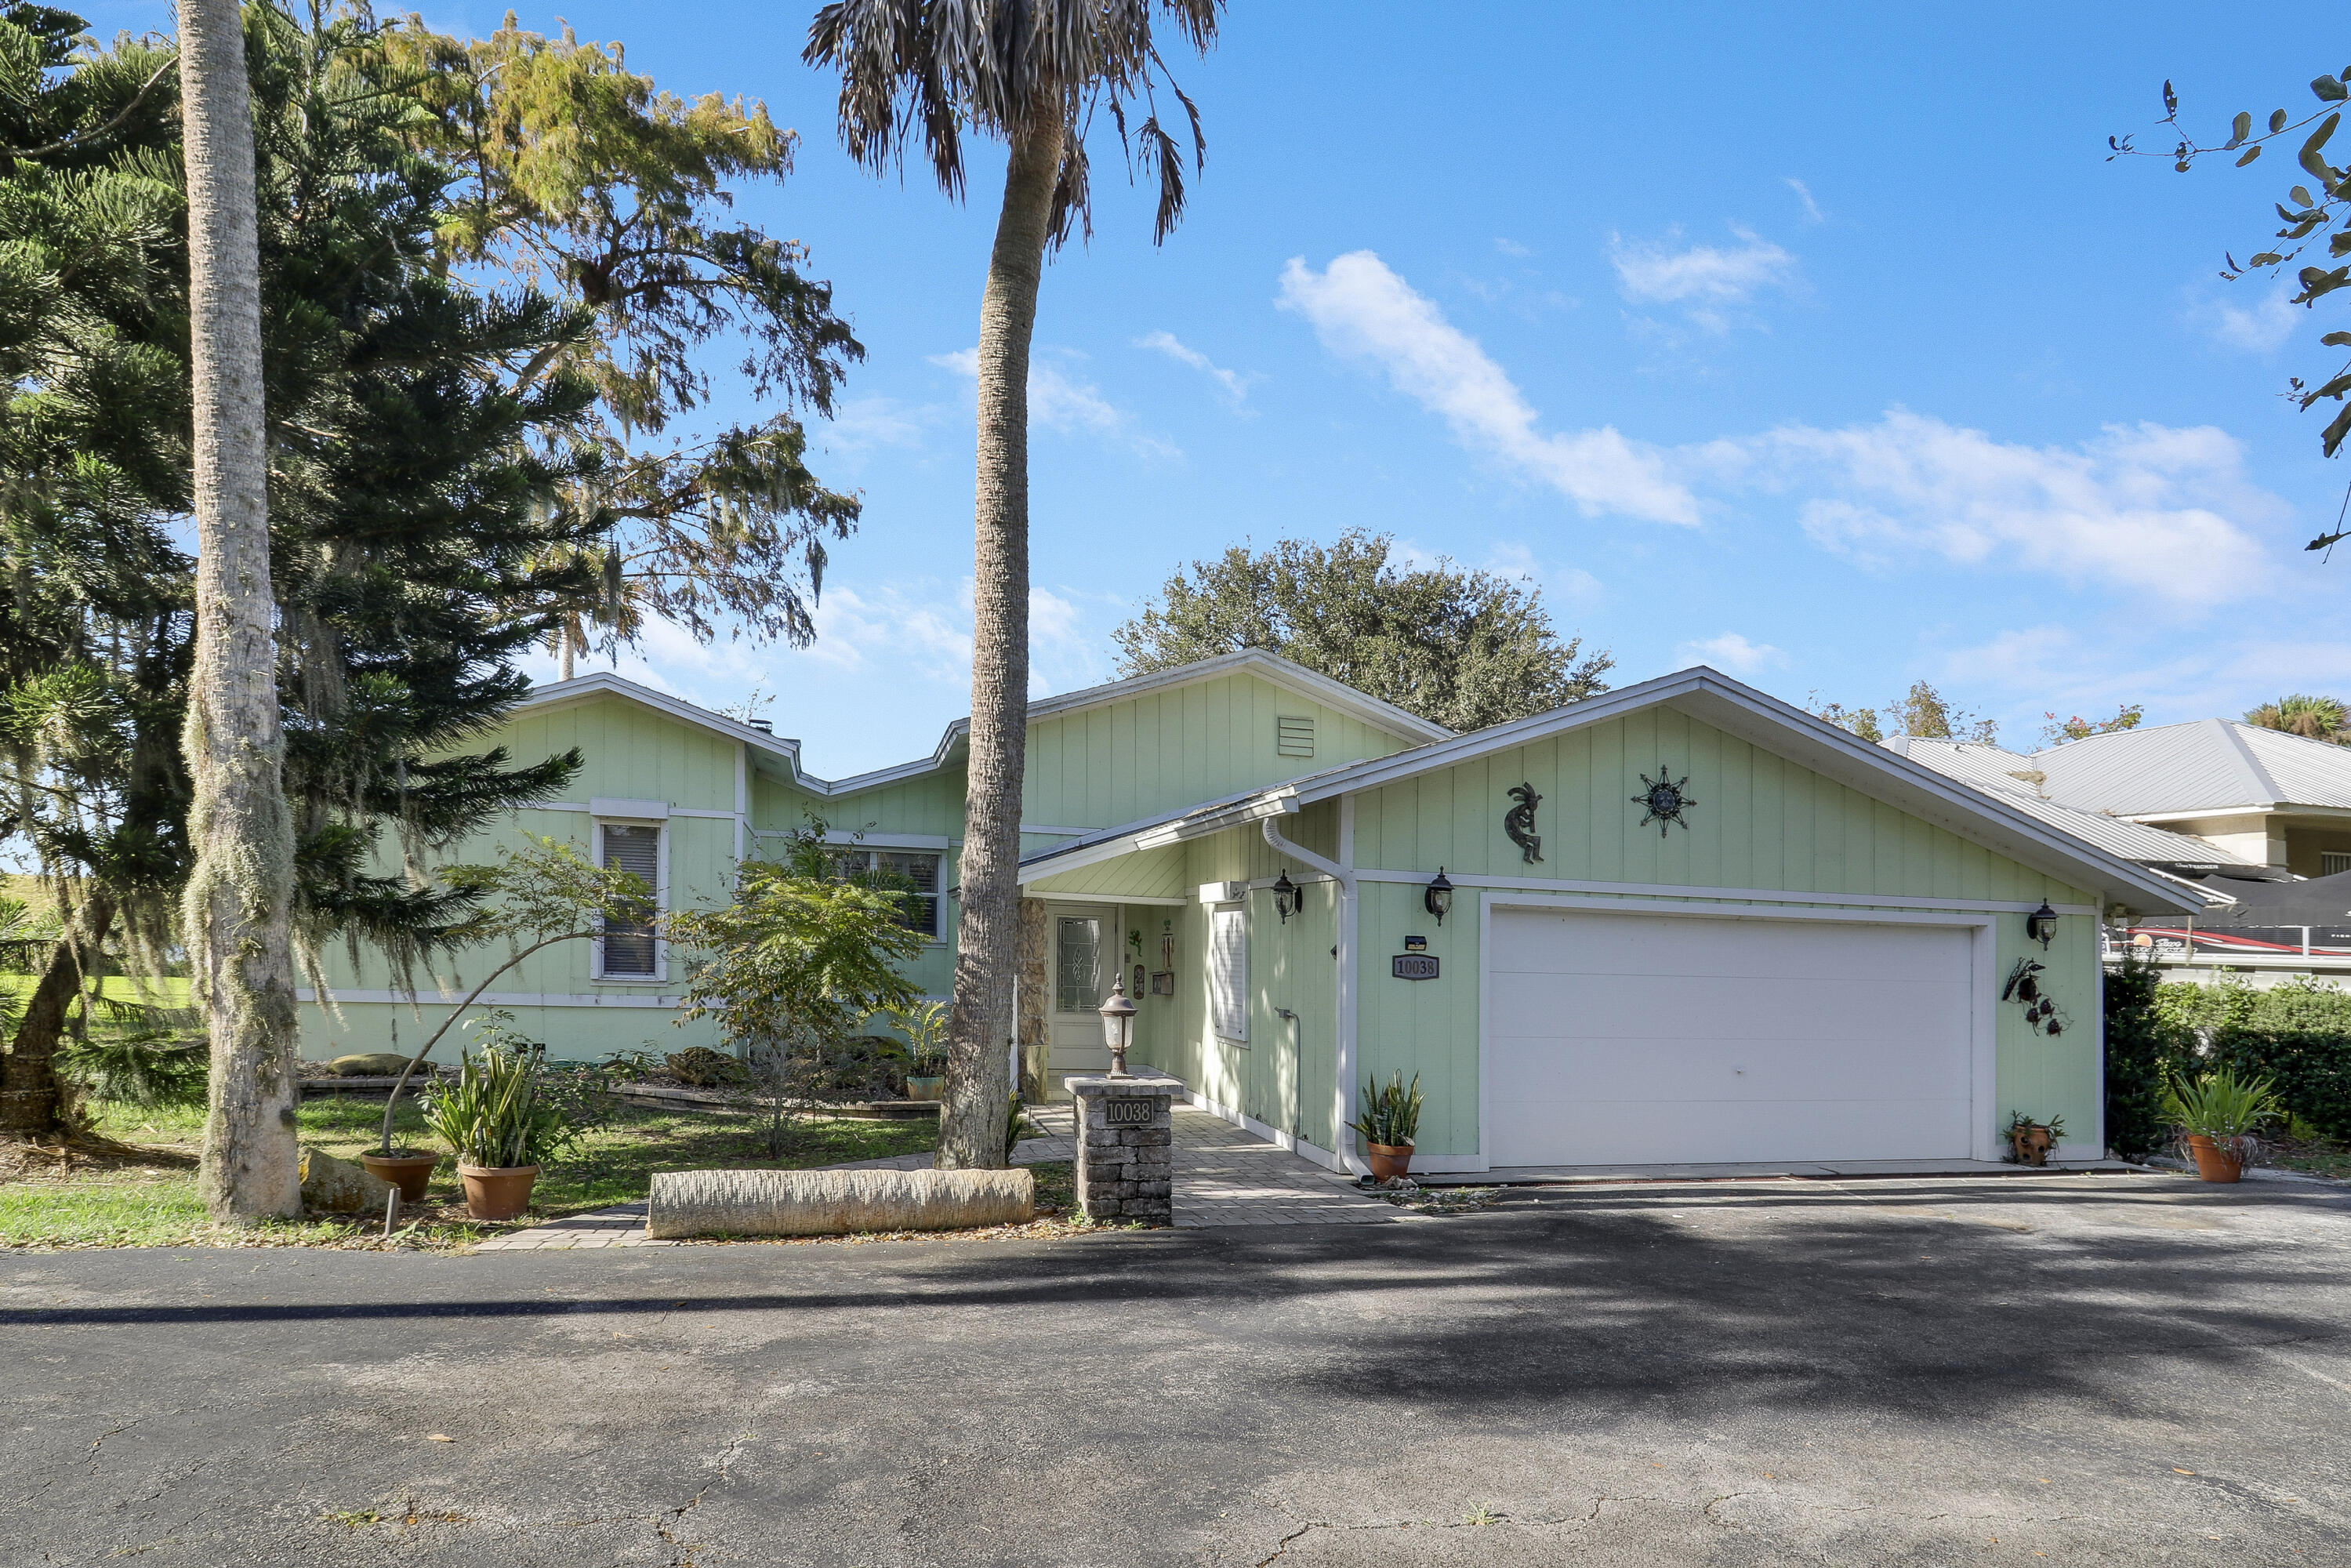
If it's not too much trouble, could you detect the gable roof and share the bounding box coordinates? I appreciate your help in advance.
[1021,666,2207,914]
[514,650,1449,797]
[1878,735,2274,881]
[1898,717,2351,818]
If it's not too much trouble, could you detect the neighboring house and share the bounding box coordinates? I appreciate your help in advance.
[1885,720,2351,880]
[307,657,2196,1171]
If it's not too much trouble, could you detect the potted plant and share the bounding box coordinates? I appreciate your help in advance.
[2161,1068,2282,1183]
[899,1000,949,1102]
[2005,1111,2066,1167]
[1350,1071,1423,1182]
[420,1022,577,1220]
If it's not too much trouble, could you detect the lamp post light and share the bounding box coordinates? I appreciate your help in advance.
[1098,978,1137,1079]
[2026,900,2059,950]
[1424,867,1454,926]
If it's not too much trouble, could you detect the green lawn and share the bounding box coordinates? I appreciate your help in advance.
[2,1094,939,1251]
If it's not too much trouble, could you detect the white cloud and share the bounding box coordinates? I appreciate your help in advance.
[800,579,1114,699]
[1610,224,1796,306]
[1284,252,2288,608]
[1784,178,1823,223]
[1494,237,1533,258]
[1734,410,2275,602]
[1135,329,1253,402]
[818,395,929,453]
[1276,250,1699,524]
[1676,632,1786,675]
[931,348,1177,459]
[2204,281,2301,354]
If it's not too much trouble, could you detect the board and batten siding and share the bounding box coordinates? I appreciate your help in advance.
[299,694,742,1062]
[1346,703,2105,1160]
[1117,821,1341,1152]
[1021,672,1412,830]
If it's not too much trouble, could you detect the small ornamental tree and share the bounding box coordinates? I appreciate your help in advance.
[666,855,925,1157]
[373,837,652,1155]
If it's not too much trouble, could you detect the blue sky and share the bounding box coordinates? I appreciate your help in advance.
[93,2,2351,774]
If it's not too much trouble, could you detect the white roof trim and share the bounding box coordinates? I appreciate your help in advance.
[518,673,804,776]
[1020,666,2204,915]
[516,650,1448,798]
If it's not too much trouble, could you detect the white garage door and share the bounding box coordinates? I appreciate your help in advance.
[1486,909,1975,1167]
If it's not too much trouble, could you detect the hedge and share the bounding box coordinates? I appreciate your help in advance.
[2105,965,2351,1151]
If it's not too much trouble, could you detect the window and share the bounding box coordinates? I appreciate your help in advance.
[597,822,661,979]
[1055,915,1103,1014]
[2324,852,2351,877]
[1210,904,1248,1042]
[1277,714,1315,759]
[832,848,943,940]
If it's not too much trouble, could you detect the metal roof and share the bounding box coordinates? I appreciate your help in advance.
[1889,719,2351,817]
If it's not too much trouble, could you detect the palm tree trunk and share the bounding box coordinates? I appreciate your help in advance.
[937,114,1065,1170]
[0,888,117,1135]
[178,0,302,1221]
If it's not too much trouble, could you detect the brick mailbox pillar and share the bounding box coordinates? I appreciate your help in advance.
[1065,1073,1174,1225]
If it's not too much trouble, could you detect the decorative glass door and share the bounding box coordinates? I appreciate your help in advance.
[1047,908,1112,1086]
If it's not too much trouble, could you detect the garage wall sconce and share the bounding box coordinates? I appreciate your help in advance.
[2026,901,2059,949]
[1424,868,1454,925]
[1272,869,1301,924]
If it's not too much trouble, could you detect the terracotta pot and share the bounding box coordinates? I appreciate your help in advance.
[2184,1134,2242,1184]
[457,1163,542,1221]
[1366,1142,1414,1182]
[905,1075,945,1102]
[360,1150,439,1203]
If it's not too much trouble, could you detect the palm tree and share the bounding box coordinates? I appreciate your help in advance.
[2245,694,2351,746]
[805,1,1219,1167]
[178,0,303,1219]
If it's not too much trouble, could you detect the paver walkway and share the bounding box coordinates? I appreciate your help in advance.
[473,1099,1397,1248]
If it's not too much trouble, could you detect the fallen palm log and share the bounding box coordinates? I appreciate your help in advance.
[647,1166,1034,1239]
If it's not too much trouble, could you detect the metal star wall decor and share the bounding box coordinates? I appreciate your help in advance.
[1632,766,1696,837]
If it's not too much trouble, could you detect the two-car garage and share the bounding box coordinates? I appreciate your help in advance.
[1483,907,1980,1168]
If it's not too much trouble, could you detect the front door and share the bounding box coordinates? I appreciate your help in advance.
[1047,905,1112,1091]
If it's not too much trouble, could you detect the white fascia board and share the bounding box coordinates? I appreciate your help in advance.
[1268,666,2201,916]
[518,673,806,780]
[1014,789,1299,885]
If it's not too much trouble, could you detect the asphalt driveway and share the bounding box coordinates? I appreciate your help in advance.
[5,1172,2349,1566]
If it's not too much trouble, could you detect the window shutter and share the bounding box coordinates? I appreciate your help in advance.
[599,823,660,978]
[1277,715,1315,758]
[1210,906,1248,1041]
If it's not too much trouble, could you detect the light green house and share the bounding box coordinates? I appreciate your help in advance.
[303,654,2196,1172]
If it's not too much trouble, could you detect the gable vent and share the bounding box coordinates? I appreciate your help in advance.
[1277,714,1315,758]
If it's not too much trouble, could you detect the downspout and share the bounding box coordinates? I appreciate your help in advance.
[1262,808,1362,1176]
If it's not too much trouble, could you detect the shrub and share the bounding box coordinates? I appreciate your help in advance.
[2102,953,2178,1157]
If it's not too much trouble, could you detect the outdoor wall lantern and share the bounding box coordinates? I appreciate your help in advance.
[2026,901,2059,950]
[1272,869,1301,924]
[1424,868,1455,925]
[1098,979,1137,1079]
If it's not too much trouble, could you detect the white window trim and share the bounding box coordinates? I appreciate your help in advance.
[591,815,668,983]
[1210,901,1249,1044]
